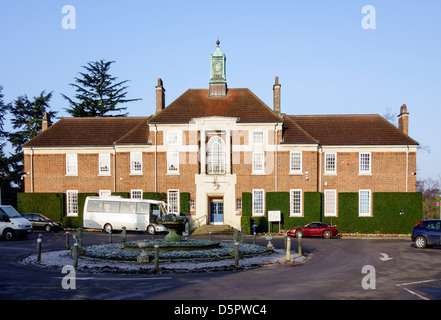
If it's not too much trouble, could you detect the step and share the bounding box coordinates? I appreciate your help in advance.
[191,224,236,235]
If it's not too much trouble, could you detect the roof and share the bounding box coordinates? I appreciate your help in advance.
[149,88,283,124]
[283,114,418,146]
[23,117,151,148]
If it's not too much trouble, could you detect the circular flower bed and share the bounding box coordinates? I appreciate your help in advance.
[83,240,269,262]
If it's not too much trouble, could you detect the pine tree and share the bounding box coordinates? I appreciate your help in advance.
[62,59,141,117]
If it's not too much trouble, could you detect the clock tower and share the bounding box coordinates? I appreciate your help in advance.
[209,40,227,96]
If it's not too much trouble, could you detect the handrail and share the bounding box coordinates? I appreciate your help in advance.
[189,215,207,232]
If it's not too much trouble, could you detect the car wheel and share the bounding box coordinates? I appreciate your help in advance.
[323,230,332,239]
[147,225,156,235]
[415,236,427,249]
[45,224,52,233]
[103,223,113,234]
[295,230,303,238]
[3,229,15,241]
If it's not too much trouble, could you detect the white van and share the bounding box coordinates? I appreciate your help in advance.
[0,205,33,240]
[83,196,168,234]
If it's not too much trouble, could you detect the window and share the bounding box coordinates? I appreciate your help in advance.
[253,130,264,145]
[290,151,302,174]
[131,189,143,199]
[99,190,111,197]
[66,190,78,217]
[167,152,179,173]
[359,152,371,174]
[324,190,337,217]
[252,152,265,174]
[189,199,195,211]
[290,189,302,217]
[324,152,337,174]
[207,136,225,174]
[167,131,179,145]
[130,152,142,174]
[66,154,78,175]
[99,154,111,175]
[168,189,180,214]
[359,189,371,217]
[236,199,242,211]
[252,189,265,216]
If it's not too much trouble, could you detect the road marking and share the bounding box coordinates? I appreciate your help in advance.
[54,276,172,281]
[402,287,430,300]
[379,253,393,261]
[396,278,441,287]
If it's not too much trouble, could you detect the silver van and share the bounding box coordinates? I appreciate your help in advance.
[0,206,33,240]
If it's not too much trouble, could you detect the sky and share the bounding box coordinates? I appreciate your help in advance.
[0,0,440,180]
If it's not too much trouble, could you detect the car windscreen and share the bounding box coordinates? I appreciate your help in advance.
[0,207,22,218]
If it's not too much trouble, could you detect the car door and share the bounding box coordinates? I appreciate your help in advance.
[307,223,321,236]
[426,221,441,245]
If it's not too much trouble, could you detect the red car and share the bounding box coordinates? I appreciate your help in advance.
[286,222,338,239]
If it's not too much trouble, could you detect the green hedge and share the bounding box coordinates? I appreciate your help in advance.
[17,193,65,222]
[241,191,422,234]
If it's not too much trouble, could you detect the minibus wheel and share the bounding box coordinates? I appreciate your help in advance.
[147,225,156,235]
[103,223,113,234]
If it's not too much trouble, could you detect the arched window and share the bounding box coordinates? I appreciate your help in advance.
[207,136,225,174]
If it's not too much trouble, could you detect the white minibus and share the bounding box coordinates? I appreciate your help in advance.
[83,196,168,234]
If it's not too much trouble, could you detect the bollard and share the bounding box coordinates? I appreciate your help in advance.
[121,226,127,244]
[253,231,256,245]
[36,234,42,262]
[109,230,112,244]
[73,243,79,269]
[233,229,238,243]
[234,242,239,269]
[240,225,245,243]
[286,237,291,261]
[209,232,212,242]
[298,233,303,256]
[154,245,160,272]
[65,232,70,250]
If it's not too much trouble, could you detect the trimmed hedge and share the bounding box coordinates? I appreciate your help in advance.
[241,191,422,234]
[17,193,65,223]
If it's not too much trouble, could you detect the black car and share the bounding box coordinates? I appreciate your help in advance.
[411,219,441,248]
[22,213,64,233]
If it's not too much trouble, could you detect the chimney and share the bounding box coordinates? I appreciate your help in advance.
[156,78,165,114]
[273,77,281,115]
[398,104,409,135]
[42,112,49,131]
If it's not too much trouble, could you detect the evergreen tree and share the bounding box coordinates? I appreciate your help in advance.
[62,59,141,117]
[8,91,57,153]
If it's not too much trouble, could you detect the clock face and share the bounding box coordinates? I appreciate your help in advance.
[213,61,222,73]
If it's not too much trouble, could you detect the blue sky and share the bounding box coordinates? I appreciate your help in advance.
[1,0,440,180]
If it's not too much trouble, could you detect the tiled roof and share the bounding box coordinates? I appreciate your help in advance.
[283,114,418,146]
[149,88,283,124]
[23,117,151,147]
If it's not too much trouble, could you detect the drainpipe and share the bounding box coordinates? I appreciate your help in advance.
[406,146,409,193]
[318,146,323,193]
[154,124,158,193]
[113,145,116,193]
[30,148,34,193]
[274,124,278,192]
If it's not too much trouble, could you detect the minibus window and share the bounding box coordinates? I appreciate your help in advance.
[137,202,149,214]
[120,202,136,214]
[103,201,119,213]
[87,200,103,212]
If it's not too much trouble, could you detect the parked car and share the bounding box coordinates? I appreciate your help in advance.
[286,222,338,239]
[22,213,64,233]
[0,206,33,240]
[411,220,441,249]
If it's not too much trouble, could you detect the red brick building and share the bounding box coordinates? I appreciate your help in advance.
[22,42,418,231]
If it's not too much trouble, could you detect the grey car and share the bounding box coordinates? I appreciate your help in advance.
[22,213,64,233]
